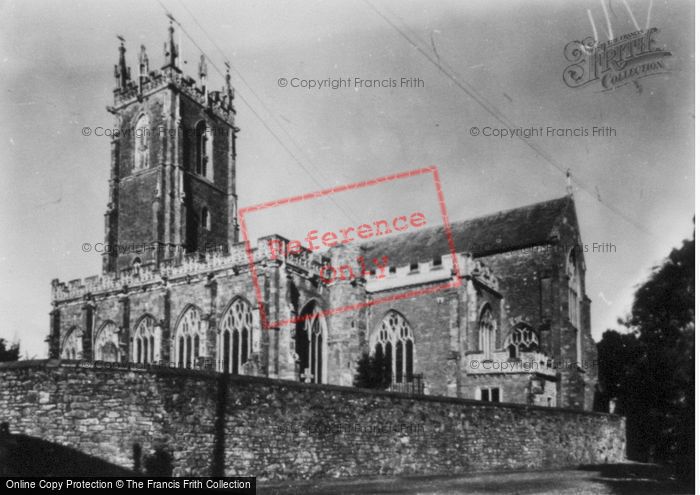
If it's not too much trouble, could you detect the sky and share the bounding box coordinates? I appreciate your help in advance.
[0,0,694,358]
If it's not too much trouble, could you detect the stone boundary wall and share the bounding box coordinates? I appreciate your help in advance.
[0,360,625,480]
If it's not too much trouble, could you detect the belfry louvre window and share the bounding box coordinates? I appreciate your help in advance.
[218,298,254,375]
[195,120,214,180]
[134,114,149,171]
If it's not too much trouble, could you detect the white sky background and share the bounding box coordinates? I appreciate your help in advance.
[0,0,694,358]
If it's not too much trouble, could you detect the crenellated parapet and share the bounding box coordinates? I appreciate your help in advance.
[51,239,326,303]
[110,22,235,127]
[257,234,328,275]
[364,252,499,294]
[112,72,236,125]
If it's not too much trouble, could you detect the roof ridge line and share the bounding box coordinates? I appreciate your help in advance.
[456,195,571,226]
[387,195,573,234]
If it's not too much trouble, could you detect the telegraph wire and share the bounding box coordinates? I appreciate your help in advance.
[362,0,659,239]
[155,0,361,225]
[156,0,656,240]
[173,0,362,224]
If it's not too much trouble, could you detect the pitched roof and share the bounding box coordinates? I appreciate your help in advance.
[361,196,573,266]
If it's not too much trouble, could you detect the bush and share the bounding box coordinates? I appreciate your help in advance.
[353,351,390,389]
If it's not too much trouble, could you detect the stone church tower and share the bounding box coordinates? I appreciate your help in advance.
[103,23,239,274]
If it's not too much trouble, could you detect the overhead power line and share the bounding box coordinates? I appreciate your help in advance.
[155,0,361,226]
[175,0,347,194]
[362,0,659,240]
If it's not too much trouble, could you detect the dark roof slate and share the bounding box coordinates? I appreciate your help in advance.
[361,196,572,266]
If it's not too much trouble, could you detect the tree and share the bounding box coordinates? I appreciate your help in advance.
[353,350,390,389]
[597,233,694,481]
[596,329,643,407]
[0,339,19,362]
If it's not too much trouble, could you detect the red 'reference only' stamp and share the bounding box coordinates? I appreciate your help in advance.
[239,166,460,329]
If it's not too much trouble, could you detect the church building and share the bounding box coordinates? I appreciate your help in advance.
[47,24,598,411]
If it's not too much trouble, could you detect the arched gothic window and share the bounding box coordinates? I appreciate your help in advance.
[567,248,582,363]
[505,324,539,359]
[218,299,254,374]
[61,327,82,360]
[173,306,205,368]
[132,316,160,364]
[195,120,213,180]
[478,305,496,360]
[134,114,150,171]
[370,311,415,384]
[295,301,326,384]
[94,321,121,362]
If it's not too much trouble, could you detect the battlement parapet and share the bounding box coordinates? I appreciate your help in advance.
[111,24,236,127]
[364,252,499,293]
[112,71,235,126]
[51,239,325,302]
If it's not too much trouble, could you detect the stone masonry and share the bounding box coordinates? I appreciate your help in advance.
[0,361,625,480]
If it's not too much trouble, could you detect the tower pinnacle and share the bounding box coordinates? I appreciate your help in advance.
[199,53,208,98]
[225,62,234,100]
[138,45,149,93]
[114,36,130,90]
[163,18,180,71]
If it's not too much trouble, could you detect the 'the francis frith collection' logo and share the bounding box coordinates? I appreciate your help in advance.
[563,28,672,91]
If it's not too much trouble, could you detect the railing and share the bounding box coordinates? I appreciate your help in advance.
[388,374,424,395]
